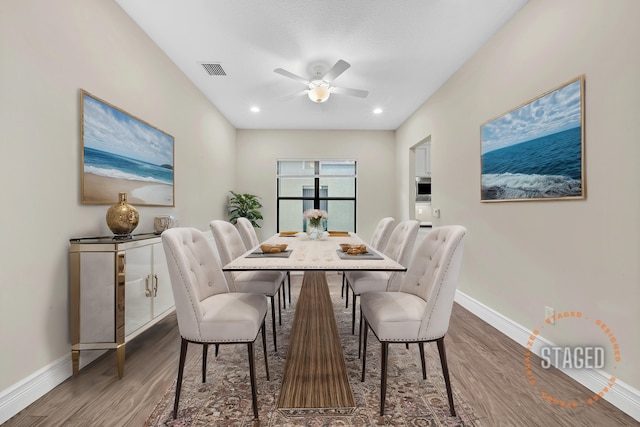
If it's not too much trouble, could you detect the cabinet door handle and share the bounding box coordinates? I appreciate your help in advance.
[145,275,152,297]
[153,274,159,297]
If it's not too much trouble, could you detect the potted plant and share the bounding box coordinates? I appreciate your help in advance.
[227,191,264,228]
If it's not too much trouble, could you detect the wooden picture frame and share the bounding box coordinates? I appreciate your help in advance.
[480,75,585,202]
[81,89,175,206]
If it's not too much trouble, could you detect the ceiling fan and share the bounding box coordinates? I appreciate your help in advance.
[274,59,369,103]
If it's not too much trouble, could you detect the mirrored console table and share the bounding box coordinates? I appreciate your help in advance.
[69,233,174,378]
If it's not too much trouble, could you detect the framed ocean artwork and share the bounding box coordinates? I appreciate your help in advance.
[480,75,585,202]
[80,90,175,206]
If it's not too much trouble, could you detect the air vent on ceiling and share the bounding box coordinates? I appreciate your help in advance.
[200,63,227,76]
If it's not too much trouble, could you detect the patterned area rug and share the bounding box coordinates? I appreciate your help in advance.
[145,272,480,426]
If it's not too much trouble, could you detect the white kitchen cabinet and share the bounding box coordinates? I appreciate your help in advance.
[69,234,174,378]
[415,144,431,177]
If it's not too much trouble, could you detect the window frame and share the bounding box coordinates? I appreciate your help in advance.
[276,159,357,232]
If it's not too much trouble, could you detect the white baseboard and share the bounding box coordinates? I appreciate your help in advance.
[0,350,104,424]
[455,290,640,422]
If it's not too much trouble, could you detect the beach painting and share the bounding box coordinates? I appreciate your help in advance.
[81,90,174,206]
[481,76,585,202]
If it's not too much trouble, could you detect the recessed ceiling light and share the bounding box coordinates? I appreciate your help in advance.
[250,106,260,113]
[373,108,383,114]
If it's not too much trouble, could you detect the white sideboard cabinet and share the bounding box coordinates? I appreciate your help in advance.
[69,233,174,378]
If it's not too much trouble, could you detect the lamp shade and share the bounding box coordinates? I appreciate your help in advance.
[308,86,330,103]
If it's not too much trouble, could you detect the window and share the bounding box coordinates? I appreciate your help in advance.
[277,160,357,232]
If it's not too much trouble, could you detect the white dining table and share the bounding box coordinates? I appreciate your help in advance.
[221,231,407,412]
[222,231,406,272]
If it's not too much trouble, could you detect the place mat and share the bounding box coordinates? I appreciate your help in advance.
[328,231,350,236]
[279,231,298,237]
[246,250,292,258]
[336,249,384,260]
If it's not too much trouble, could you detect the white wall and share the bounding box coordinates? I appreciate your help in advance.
[0,0,236,395]
[236,130,397,242]
[397,0,639,395]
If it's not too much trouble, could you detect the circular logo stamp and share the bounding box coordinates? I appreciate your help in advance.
[523,311,622,408]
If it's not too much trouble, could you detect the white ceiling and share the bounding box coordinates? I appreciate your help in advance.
[115,0,528,131]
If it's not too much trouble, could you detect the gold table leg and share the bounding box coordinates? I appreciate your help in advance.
[71,350,80,376]
[116,344,125,379]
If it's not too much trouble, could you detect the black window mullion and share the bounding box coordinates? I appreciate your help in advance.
[314,161,320,209]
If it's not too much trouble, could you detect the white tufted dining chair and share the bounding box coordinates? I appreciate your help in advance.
[343,217,395,299]
[369,217,396,252]
[162,227,269,420]
[345,219,419,336]
[210,220,286,352]
[360,225,467,416]
[235,216,260,249]
[236,217,291,307]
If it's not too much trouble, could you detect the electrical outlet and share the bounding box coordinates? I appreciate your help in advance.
[433,208,440,218]
[545,306,555,324]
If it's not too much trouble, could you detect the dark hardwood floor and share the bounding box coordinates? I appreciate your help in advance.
[5,273,638,426]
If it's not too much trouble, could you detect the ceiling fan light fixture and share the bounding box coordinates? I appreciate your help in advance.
[308,86,330,103]
[275,60,367,104]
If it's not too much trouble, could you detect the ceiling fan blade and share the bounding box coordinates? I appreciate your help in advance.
[331,86,369,98]
[274,68,309,85]
[280,89,308,102]
[322,59,350,82]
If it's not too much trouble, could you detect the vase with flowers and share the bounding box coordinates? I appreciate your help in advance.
[304,209,327,240]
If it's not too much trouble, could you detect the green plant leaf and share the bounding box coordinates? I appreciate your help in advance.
[227,191,263,228]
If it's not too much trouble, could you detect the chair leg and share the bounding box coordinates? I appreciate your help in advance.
[418,342,427,380]
[173,338,188,419]
[247,342,259,420]
[341,272,345,298]
[202,344,208,383]
[345,282,349,308]
[270,295,278,352]
[351,293,357,334]
[358,310,363,358]
[261,320,270,381]
[361,319,369,382]
[278,279,287,310]
[437,337,456,417]
[380,341,389,416]
[278,287,282,325]
[287,271,292,305]
[215,344,219,357]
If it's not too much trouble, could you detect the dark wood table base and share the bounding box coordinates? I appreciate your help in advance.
[277,271,355,411]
